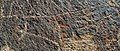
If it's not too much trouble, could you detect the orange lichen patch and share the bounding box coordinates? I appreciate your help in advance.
[59,33,98,51]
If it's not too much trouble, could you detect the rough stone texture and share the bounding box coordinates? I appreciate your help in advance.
[0,0,120,51]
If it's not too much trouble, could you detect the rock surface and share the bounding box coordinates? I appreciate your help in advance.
[0,0,120,51]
